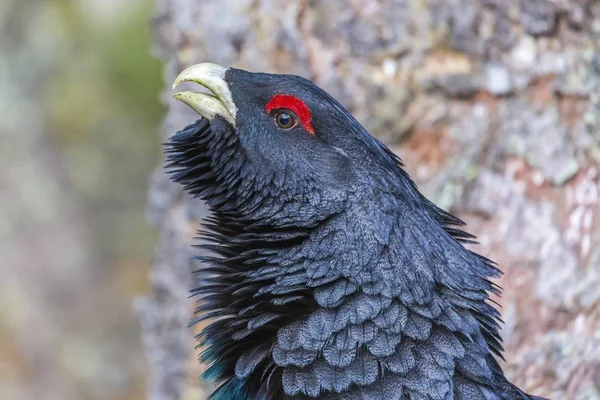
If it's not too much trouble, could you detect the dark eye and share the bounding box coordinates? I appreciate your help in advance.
[274,111,297,129]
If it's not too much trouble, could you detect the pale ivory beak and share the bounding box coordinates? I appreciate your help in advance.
[172,63,237,126]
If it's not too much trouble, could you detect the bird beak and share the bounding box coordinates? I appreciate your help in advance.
[172,63,237,126]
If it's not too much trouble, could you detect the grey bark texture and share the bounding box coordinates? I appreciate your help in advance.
[142,1,600,399]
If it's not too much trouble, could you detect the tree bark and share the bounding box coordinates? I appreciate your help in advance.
[143,1,600,399]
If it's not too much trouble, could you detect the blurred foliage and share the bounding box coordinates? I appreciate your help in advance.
[0,0,163,399]
[44,0,164,261]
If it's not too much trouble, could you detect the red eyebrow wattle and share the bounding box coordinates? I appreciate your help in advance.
[265,94,315,135]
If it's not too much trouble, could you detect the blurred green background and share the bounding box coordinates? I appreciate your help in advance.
[0,0,162,399]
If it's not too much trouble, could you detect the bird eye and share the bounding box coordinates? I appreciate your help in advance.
[274,110,297,129]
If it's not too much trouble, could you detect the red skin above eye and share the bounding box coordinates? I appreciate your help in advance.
[265,94,315,135]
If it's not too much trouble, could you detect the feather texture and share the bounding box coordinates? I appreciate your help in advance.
[166,69,547,400]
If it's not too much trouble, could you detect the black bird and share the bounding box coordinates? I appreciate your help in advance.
[167,63,547,400]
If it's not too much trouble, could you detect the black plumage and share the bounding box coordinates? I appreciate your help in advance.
[166,66,547,400]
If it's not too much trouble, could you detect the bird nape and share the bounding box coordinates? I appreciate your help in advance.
[166,63,547,400]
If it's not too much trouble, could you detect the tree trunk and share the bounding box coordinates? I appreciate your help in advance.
[142,1,600,399]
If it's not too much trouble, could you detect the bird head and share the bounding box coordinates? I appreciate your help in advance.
[170,63,411,225]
